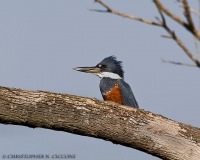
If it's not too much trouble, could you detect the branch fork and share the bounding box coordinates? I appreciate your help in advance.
[92,0,200,68]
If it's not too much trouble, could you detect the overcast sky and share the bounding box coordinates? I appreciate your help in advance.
[0,1,199,160]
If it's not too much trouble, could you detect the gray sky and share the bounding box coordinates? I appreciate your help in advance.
[0,1,199,160]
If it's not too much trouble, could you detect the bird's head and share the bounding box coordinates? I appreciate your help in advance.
[73,56,124,79]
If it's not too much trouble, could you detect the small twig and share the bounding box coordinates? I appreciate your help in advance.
[162,59,197,67]
[190,8,200,18]
[194,37,200,56]
[93,0,162,26]
[199,0,200,29]
[95,0,112,12]
[88,9,108,13]
[161,35,172,39]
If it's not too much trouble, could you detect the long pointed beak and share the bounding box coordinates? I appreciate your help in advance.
[73,66,100,74]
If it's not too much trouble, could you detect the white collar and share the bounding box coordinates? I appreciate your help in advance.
[96,72,122,79]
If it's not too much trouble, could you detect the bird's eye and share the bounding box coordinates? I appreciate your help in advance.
[97,64,106,69]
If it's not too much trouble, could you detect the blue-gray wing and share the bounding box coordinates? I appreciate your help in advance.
[118,79,139,108]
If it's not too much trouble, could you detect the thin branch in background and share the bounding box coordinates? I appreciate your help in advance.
[93,0,200,67]
[88,9,108,13]
[190,8,200,18]
[154,2,200,67]
[188,6,200,58]
[182,0,197,36]
[198,0,200,61]
[154,0,186,26]
[177,1,200,23]
[162,59,197,67]
[154,0,200,40]
[199,0,200,29]
[173,33,200,67]
[177,1,200,57]
[179,0,200,58]
[198,0,200,60]
[92,0,162,26]
[161,35,172,39]
[194,37,200,58]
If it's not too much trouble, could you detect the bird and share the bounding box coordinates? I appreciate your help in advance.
[73,56,139,108]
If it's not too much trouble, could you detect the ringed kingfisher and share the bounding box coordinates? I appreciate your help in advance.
[73,56,139,108]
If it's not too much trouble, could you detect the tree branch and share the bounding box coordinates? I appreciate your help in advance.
[92,0,162,26]
[162,58,198,67]
[155,4,200,67]
[190,8,200,18]
[182,0,197,37]
[0,86,200,160]
[154,0,200,39]
[93,0,200,67]
[154,0,187,27]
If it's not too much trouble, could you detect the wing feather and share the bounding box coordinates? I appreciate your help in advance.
[118,80,139,108]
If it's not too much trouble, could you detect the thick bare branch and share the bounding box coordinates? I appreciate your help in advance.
[0,86,200,160]
[93,0,162,26]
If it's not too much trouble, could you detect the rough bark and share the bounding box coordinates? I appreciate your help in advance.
[0,86,200,160]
